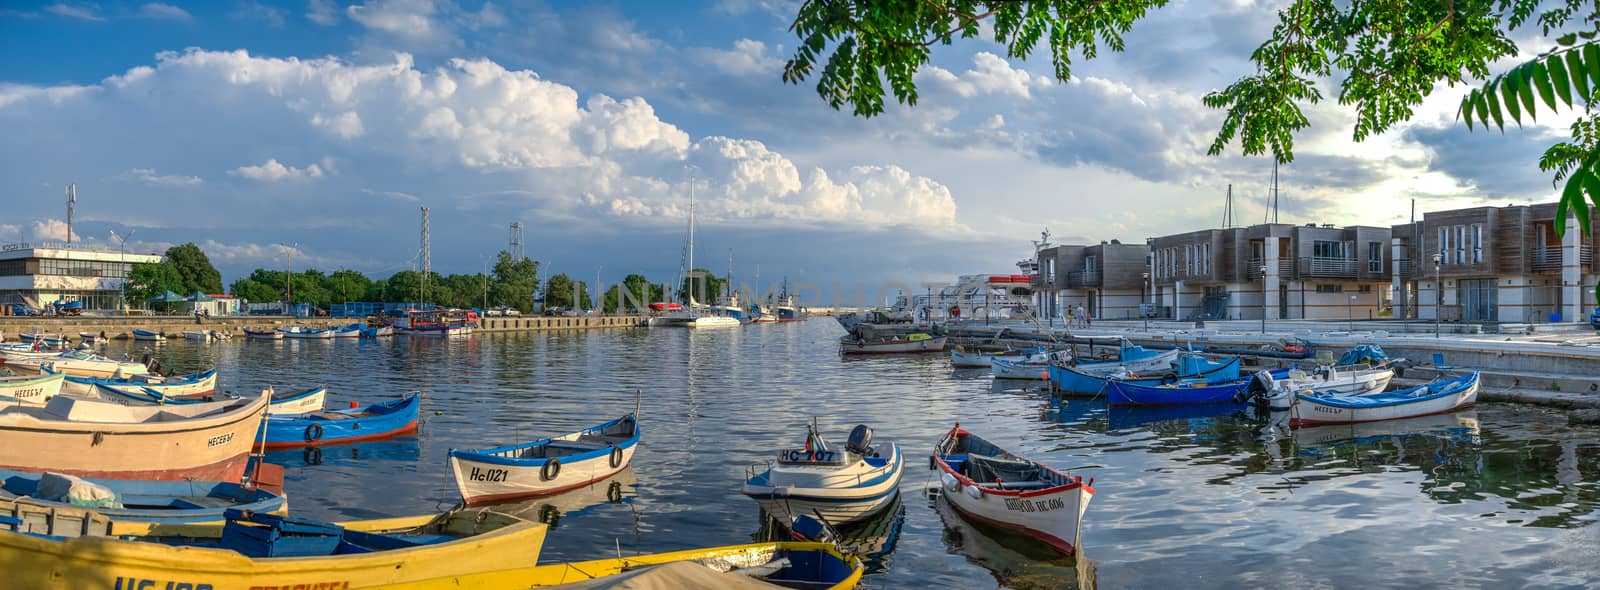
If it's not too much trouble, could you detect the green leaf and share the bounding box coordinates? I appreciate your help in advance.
[1581,168,1600,235]
[1559,33,1579,46]
[1501,74,1523,125]
[1560,167,1586,237]
[1532,60,1558,111]
[1459,90,1476,131]
[1586,43,1600,89]
[1516,64,1539,121]
[1567,50,1590,102]
[1549,54,1574,106]
[1485,80,1505,131]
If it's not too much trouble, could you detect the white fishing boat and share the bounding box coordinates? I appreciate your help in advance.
[933,424,1095,555]
[1260,365,1394,410]
[242,327,283,340]
[0,372,66,406]
[1281,371,1479,428]
[182,330,212,342]
[0,392,269,481]
[77,332,104,344]
[279,326,333,339]
[990,349,1072,380]
[55,368,219,398]
[93,384,326,417]
[449,413,639,505]
[951,347,1006,368]
[3,350,150,380]
[839,333,947,355]
[742,422,903,526]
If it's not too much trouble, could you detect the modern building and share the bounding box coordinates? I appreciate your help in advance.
[0,242,163,312]
[1030,240,1151,320]
[1391,202,1599,323]
[1148,222,1392,321]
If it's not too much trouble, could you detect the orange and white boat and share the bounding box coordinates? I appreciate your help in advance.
[932,424,1096,555]
[0,393,268,481]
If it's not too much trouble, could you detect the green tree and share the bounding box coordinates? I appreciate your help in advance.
[604,274,663,313]
[164,243,224,294]
[322,270,373,304]
[678,269,725,305]
[544,273,576,309]
[491,251,540,312]
[785,1,1600,233]
[127,263,182,306]
[228,278,279,303]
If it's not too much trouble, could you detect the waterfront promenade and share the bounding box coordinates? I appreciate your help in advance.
[0,315,642,340]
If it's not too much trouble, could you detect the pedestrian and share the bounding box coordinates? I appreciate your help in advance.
[1065,305,1074,327]
[1076,304,1087,328]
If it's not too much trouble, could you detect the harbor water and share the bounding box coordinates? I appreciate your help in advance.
[121,320,1599,588]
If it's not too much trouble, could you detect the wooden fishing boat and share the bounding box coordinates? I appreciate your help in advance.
[1051,352,1239,394]
[1104,366,1290,406]
[0,393,268,481]
[279,326,332,339]
[1270,365,1394,400]
[1284,371,1480,428]
[78,332,105,344]
[950,347,1002,368]
[132,329,167,342]
[742,423,903,526]
[183,330,213,342]
[0,371,65,406]
[57,367,218,397]
[242,327,283,340]
[259,394,420,450]
[3,349,150,379]
[331,324,364,338]
[518,542,863,589]
[0,470,284,524]
[360,325,395,338]
[450,413,639,504]
[839,333,947,355]
[991,349,1072,380]
[92,385,327,417]
[0,342,68,361]
[0,504,548,589]
[18,332,70,347]
[933,424,1095,555]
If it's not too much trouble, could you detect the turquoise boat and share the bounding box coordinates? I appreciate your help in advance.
[0,469,283,524]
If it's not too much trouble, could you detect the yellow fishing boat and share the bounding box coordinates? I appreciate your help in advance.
[0,504,547,590]
[516,542,864,589]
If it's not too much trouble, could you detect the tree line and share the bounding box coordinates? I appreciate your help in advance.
[126,244,735,313]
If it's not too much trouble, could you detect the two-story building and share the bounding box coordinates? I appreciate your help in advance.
[0,242,164,312]
[1031,240,1150,320]
[1391,202,1599,323]
[1149,223,1392,320]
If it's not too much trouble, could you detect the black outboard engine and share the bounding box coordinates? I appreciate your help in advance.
[846,425,874,456]
[1234,370,1277,419]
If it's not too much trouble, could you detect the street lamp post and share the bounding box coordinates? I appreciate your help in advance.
[1348,294,1357,332]
[1141,272,1150,331]
[1432,253,1443,338]
[110,229,134,315]
[1259,265,1269,334]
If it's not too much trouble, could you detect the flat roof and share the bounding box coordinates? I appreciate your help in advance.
[0,243,163,264]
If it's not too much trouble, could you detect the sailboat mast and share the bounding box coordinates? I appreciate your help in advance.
[688,174,696,317]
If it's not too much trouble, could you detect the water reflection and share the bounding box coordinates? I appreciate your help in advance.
[755,492,907,573]
[475,467,638,530]
[933,491,1095,590]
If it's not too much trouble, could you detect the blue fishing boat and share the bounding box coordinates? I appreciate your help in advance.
[0,469,283,524]
[131,329,166,342]
[1049,349,1225,394]
[1106,375,1249,406]
[259,394,421,450]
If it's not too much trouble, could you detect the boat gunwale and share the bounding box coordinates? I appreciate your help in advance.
[448,414,639,466]
[932,429,1094,499]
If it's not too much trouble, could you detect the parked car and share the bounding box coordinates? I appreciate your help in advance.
[1589,308,1600,330]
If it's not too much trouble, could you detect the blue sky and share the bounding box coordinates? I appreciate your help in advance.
[0,1,1568,292]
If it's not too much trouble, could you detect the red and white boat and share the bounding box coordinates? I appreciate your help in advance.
[932,424,1095,555]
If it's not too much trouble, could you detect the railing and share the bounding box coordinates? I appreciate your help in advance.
[1530,245,1594,271]
[1081,270,1101,285]
[1245,258,1295,279]
[1298,256,1358,277]
[1394,259,1414,278]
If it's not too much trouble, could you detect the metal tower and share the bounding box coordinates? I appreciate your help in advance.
[509,222,525,260]
[420,207,430,303]
[65,183,76,245]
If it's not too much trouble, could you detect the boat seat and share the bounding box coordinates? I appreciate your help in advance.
[547,439,610,452]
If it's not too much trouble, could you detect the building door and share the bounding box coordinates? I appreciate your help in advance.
[1279,284,1290,319]
[1458,279,1498,322]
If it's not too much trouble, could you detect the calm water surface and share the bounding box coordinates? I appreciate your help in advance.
[116,320,1600,589]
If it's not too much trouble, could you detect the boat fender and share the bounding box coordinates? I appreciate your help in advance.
[303,447,323,466]
[541,458,562,481]
[609,445,624,468]
[305,423,324,442]
[941,472,961,492]
[1160,373,1179,386]
[929,456,936,471]
[964,484,984,500]
[607,481,623,503]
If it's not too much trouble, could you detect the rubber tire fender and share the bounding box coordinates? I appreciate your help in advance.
[541,457,562,481]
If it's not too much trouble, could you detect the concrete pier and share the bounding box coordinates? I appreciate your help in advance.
[0,315,643,340]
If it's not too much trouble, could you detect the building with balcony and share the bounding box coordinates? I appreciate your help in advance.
[0,242,163,312]
[1391,202,1599,323]
[1149,223,1392,320]
[1031,240,1150,320]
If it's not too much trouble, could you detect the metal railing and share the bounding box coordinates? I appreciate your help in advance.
[1530,245,1594,271]
[1245,258,1295,279]
[1394,258,1414,277]
[1299,256,1358,277]
[1081,270,1101,285]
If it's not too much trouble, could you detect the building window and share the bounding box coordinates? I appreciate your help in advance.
[1454,225,1466,265]
[1368,242,1382,273]
[1471,223,1483,263]
[1438,226,1449,265]
[1316,284,1344,294]
[1359,285,1373,293]
[1201,243,1210,274]
[1312,240,1345,259]
[1046,259,1055,283]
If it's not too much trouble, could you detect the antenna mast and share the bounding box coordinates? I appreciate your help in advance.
[65,183,76,245]
[509,222,524,261]
[420,207,430,303]
[1223,184,1233,228]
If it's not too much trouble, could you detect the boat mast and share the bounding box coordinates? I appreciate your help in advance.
[688,173,696,318]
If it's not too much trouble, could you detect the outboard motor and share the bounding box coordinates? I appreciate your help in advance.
[1234,370,1278,419]
[846,425,874,456]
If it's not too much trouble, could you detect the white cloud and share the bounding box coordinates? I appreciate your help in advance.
[0,224,19,242]
[694,39,780,77]
[45,3,103,21]
[306,0,339,25]
[121,168,204,187]
[311,111,365,139]
[919,52,1050,99]
[139,2,191,21]
[363,188,420,202]
[31,219,79,243]
[348,0,438,38]
[229,159,327,182]
[232,2,285,27]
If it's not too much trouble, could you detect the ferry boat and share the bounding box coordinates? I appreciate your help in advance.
[400,309,476,336]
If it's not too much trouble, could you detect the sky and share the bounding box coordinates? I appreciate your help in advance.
[0,0,1574,293]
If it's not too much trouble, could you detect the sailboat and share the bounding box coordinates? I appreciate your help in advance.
[655,173,739,328]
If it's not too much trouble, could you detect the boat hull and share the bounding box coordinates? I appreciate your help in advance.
[950,349,996,368]
[259,395,420,450]
[1047,348,1183,393]
[933,429,1094,555]
[990,358,1052,380]
[0,394,268,481]
[0,472,285,524]
[64,370,219,398]
[742,445,904,525]
[1106,378,1248,406]
[840,336,947,355]
[0,372,66,406]
[1289,373,1479,427]
[518,542,862,589]
[266,387,328,415]
[450,415,639,504]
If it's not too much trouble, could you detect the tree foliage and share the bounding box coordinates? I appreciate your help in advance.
[786,1,1600,234]
[678,269,725,305]
[491,251,540,312]
[164,243,224,294]
[604,274,664,313]
[127,262,182,304]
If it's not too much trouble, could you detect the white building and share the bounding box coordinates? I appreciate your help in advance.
[0,243,163,312]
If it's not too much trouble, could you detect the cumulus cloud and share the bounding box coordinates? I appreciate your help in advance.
[120,168,204,187]
[45,3,103,21]
[139,2,191,21]
[348,0,439,38]
[919,52,1051,99]
[31,219,79,243]
[306,0,339,25]
[229,159,327,182]
[694,39,780,77]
